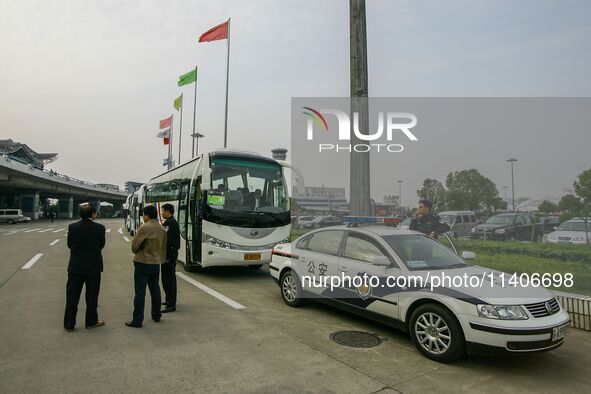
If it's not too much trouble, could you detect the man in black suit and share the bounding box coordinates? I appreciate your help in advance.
[160,203,180,313]
[63,203,106,331]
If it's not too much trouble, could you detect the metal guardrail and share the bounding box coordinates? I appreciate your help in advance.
[554,290,591,331]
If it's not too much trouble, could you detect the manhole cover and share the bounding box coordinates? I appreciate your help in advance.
[330,331,381,348]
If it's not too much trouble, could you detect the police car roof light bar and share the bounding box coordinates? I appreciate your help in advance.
[343,216,401,227]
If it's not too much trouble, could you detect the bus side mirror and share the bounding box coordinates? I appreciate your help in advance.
[201,168,212,191]
[462,251,476,260]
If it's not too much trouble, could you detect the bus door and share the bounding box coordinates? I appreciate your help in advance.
[178,182,190,263]
[189,178,203,264]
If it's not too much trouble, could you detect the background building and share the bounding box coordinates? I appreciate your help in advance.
[292,185,348,212]
[0,139,57,169]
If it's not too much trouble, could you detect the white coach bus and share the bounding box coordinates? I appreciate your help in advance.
[128,184,146,236]
[144,149,291,271]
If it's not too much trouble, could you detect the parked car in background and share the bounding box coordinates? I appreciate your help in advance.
[438,211,478,237]
[301,215,342,229]
[546,218,590,245]
[539,216,560,233]
[296,216,316,229]
[471,212,543,242]
[0,209,29,224]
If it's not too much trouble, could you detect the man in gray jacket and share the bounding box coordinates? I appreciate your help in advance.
[126,205,167,328]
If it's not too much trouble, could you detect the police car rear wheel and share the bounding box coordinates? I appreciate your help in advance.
[410,304,465,362]
[280,270,304,307]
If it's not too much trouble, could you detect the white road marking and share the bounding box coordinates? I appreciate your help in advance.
[106,229,111,233]
[176,272,246,310]
[38,229,54,233]
[22,253,43,269]
[49,239,61,246]
[24,228,42,233]
[123,236,130,242]
[53,228,65,233]
[118,228,123,234]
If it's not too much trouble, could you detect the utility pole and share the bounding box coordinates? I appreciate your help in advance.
[349,0,370,216]
[507,158,517,211]
[503,185,508,205]
[397,180,403,211]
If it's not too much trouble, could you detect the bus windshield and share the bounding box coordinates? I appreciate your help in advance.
[207,157,289,216]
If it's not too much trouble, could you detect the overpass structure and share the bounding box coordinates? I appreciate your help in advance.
[0,153,127,219]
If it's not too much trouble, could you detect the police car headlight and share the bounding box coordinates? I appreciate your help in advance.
[203,234,231,249]
[477,304,528,320]
[495,228,506,234]
[471,227,477,233]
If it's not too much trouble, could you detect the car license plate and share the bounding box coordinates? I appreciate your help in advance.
[552,323,569,341]
[244,253,261,261]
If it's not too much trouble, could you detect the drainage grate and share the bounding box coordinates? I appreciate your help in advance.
[330,331,381,348]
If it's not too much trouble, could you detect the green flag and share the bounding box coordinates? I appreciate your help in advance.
[178,69,197,87]
[173,93,183,111]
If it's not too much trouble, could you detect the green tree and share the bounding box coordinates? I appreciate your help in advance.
[558,194,583,218]
[537,200,559,214]
[573,169,591,244]
[417,178,446,210]
[574,168,591,202]
[445,169,503,213]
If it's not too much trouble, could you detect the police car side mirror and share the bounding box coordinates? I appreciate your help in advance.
[462,251,476,260]
[372,256,391,266]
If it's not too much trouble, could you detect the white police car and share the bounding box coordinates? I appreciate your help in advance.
[270,221,570,362]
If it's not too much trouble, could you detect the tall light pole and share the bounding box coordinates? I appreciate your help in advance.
[507,158,517,211]
[349,0,370,216]
[191,132,205,157]
[503,185,508,206]
[397,180,403,211]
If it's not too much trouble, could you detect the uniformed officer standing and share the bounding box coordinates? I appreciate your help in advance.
[161,203,180,313]
[409,199,449,237]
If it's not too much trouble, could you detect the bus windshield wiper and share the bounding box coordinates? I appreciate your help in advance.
[240,210,285,225]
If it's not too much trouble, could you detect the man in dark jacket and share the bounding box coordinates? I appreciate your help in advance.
[64,203,106,331]
[409,199,450,238]
[161,203,180,313]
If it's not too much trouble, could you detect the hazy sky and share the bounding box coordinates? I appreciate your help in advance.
[1,0,590,205]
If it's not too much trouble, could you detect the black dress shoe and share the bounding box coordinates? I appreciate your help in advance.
[86,320,105,329]
[153,318,161,323]
[125,321,142,328]
[161,306,176,313]
[65,327,75,332]
[161,302,168,306]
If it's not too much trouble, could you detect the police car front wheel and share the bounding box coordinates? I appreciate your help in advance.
[409,304,465,362]
[280,270,305,307]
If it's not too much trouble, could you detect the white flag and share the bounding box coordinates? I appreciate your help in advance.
[156,127,171,138]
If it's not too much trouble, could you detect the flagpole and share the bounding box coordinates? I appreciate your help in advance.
[192,65,198,158]
[178,93,183,164]
[223,18,231,148]
[168,114,174,170]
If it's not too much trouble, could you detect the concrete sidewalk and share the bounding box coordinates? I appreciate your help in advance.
[0,219,590,393]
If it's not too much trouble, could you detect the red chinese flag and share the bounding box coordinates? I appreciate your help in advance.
[160,116,172,129]
[198,20,229,42]
[163,138,170,145]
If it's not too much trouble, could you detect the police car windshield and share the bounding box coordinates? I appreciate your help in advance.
[382,234,467,271]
